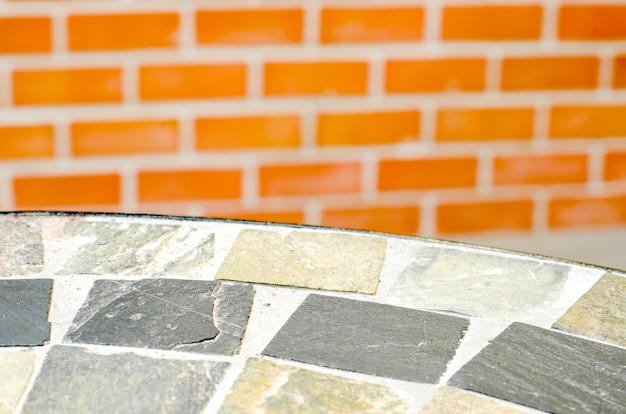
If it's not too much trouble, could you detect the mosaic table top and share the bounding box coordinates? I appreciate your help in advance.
[1,212,625,413]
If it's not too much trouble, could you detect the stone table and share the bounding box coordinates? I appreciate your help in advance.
[0,212,624,413]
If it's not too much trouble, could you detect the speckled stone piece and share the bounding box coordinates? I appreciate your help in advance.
[216,230,386,294]
[0,279,52,346]
[57,221,214,277]
[448,322,626,414]
[387,246,569,319]
[553,273,626,348]
[64,279,254,355]
[418,387,529,414]
[0,220,44,276]
[219,358,411,414]
[263,294,469,383]
[0,351,37,414]
[21,345,228,414]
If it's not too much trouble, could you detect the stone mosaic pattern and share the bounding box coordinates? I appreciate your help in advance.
[220,358,411,414]
[216,229,386,293]
[553,273,626,347]
[0,213,624,413]
[0,279,52,346]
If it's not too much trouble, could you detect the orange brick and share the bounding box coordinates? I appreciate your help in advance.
[436,107,534,141]
[0,125,54,159]
[442,6,542,40]
[196,9,302,44]
[605,151,626,181]
[260,162,361,196]
[317,111,420,146]
[549,196,626,228]
[494,154,588,185]
[0,17,51,53]
[139,64,246,101]
[14,173,120,207]
[378,157,477,191]
[71,120,178,156]
[614,55,626,88]
[264,62,368,96]
[550,106,626,138]
[68,13,179,51]
[437,200,533,234]
[13,68,122,105]
[214,211,304,224]
[196,115,300,150]
[138,170,241,202]
[558,5,626,39]
[386,59,486,93]
[322,206,419,235]
[320,7,423,43]
[501,57,599,91]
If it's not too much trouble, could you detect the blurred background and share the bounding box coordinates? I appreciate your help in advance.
[1,0,626,268]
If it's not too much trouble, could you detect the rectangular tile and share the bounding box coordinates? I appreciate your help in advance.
[0,220,44,275]
[0,279,52,346]
[263,294,469,383]
[448,322,626,414]
[216,230,386,294]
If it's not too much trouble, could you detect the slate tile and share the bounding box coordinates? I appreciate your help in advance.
[418,387,529,414]
[262,294,469,383]
[448,322,626,414]
[0,350,37,414]
[21,345,228,414]
[216,230,386,294]
[64,279,254,355]
[0,220,43,276]
[219,358,411,414]
[387,246,569,319]
[57,221,214,277]
[0,279,52,346]
[553,273,626,348]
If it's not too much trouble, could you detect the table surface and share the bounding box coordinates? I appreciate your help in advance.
[1,212,624,414]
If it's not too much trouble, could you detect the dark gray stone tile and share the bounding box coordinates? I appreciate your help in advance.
[0,220,44,276]
[0,279,52,346]
[21,345,228,414]
[448,322,626,414]
[262,294,469,383]
[64,279,254,355]
[57,221,214,277]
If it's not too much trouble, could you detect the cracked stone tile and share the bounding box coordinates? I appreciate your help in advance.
[0,279,52,346]
[418,387,529,414]
[216,230,386,294]
[219,358,411,414]
[387,246,570,319]
[64,279,254,355]
[0,350,37,414]
[262,294,469,383]
[0,220,43,276]
[21,345,228,414]
[448,322,626,414]
[57,221,214,277]
[553,273,626,348]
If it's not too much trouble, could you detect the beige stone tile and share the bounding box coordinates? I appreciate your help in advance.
[418,387,529,413]
[216,230,386,294]
[0,220,43,276]
[219,358,410,414]
[553,273,626,348]
[0,350,37,414]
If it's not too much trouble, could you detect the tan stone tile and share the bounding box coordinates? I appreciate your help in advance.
[419,387,528,414]
[553,273,626,348]
[216,230,386,294]
[219,358,410,414]
[0,220,43,276]
[0,350,37,414]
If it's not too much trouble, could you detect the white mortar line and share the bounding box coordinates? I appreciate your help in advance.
[486,46,503,92]
[541,0,559,50]
[0,169,14,210]
[367,50,384,101]
[300,103,317,152]
[586,143,606,195]
[419,193,437,238]
[423,0,442,44]
[303,0,320,46]
[532,96,551,150]
[54,114,71,160]
[51,5,68,57]
[304,198,322,225]
[532,189,549,234]
[476,146,494,196]
[0,61,12,108]
[598,44,616,91]
[361,150,378,203]
[246,54,264,102]
[178,108,196,156]
[178,2,196,52]
[122,57,139,105]
[121,163,138,213]
[419,98,437,144]
[242,160,259,209]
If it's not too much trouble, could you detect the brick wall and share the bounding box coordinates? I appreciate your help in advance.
[1,0,626,237]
